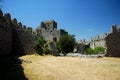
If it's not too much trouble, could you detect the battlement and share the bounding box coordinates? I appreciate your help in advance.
[0,9,36,56]
[0,9,33,33]
[40,20,57,30]
[110,24,120,33]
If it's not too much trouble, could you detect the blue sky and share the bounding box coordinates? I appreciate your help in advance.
[1,0,120,41]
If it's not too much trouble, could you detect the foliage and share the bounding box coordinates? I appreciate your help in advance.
[57,34,76,55]
[85,48,94,55]
[93,46,105,54]
[36,38,50,55]
[85,46,105,55]
[36,46,43,55]
[43,47,50,55]
[36,38,45,55]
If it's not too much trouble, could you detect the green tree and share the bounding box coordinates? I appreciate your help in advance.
[36,38,44,55]
[85,48,94,55]
[57,34,76,55]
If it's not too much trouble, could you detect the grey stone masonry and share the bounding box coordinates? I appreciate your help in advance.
[0,9,68,56]
[36,20,68,42]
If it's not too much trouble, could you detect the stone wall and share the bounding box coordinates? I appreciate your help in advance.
[0,9,68,56]
[77,25,120,57]
[12,28,36,55]
[0,9,37,56]
[0,13,12,56]
[36,20,68,42]
[105,25,120,57]
[90,33,107,49]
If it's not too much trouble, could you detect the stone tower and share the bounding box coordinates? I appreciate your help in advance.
[36,20,68,42]
[40,20,57,30]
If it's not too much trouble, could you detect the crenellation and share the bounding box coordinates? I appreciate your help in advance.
[0,9,3,17]
[36,20,67,42]
[0,9,37,56]
[110,24,117,33]
[12,18,18,27]
[4,13,11,22]
[22,25,26,29]
[0,9,120,57]
[27,27,33,33]
[18,22,22,29]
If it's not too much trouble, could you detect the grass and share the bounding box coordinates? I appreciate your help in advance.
[20,55,120,80]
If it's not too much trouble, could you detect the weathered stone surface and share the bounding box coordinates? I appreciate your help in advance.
[0,9,3,16]
[78,25,120,57]
[12,18,18,27]
[18,22,22,29]
[0,10,37,56]
[94,35,99,41]
[4,13,11,22]
[106,31,120,57]
[0,9,120,57]
[0,17,12,56]
[12,29,36,55]
[36,20,68,42]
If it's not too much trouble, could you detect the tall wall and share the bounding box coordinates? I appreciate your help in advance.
[12,28,36,55]
[0,10,12,56]
[105,25,120,57]
[0,9,37,56]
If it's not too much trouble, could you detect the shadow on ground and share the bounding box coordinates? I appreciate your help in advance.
[0,55,28,80]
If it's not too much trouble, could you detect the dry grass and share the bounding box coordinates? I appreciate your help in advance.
[20,55,120,80]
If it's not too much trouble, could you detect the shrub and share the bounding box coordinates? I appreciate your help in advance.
[85,46,105,55]
[85,48,94,55]
[36,45,43,55]
[43,48,50,55]
[93,46,105,54]
[37,38,45,55]
[57,34,76,55]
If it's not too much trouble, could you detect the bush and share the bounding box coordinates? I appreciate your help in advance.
[36,38,44,55]
[57,34,76,55]
[43,48,50,55]
[93,46,105,54]
[85,48,94,55]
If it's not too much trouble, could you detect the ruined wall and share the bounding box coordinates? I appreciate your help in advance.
[11,18,37,55]
[0,10,12,56]
[90,33,107,49]
[12,28,36,55]
[105,25,120,57]
[0,9,37,56]
[37,20,68,42]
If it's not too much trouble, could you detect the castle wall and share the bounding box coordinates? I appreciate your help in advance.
[38,20,68,42]
[0,23,12,56]
[0,10,12,56]
[91,39,106,49]
[12,28,36,55]
[0,9,37,56]
[106,27,120,57]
